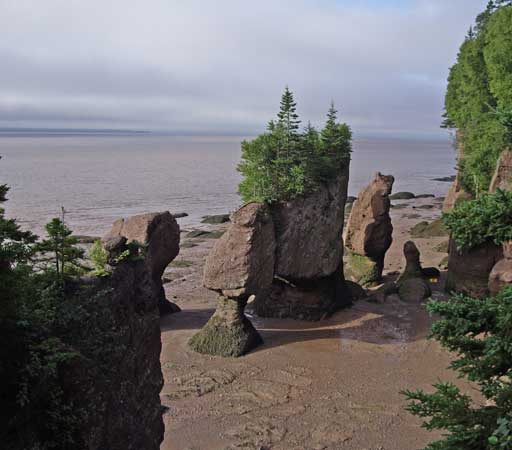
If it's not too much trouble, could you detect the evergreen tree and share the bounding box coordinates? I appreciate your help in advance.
[321,101,352,165]
[403,287,512,450]
[276,86,301,159]
[443,1,512,194]
[238,89,351,203]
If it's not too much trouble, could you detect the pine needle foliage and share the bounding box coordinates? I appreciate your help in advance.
[238,88,352,203]
[403,287,512,450]
[443,1,512,195]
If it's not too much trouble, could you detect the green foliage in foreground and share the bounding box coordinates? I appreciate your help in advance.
[90,240,110,276]
[403,287,512,450]
[442,189,512,251]
[238,87,351,203]
[0,161,105,449]
[443,1,512,195]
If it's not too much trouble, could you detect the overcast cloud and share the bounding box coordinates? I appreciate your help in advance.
[0,0,488,137]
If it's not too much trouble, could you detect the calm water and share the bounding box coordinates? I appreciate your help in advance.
[0,134,456,236]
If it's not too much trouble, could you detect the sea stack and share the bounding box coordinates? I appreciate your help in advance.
[344,172,394,286]
[102,211,181,315]
[190,203,275,357]
[255,168,351,321]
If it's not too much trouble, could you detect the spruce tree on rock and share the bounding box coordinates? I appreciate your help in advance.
[276,87,301,157]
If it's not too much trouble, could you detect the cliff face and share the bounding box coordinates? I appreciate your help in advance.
[66,261,165,450]
[37,260,164,450]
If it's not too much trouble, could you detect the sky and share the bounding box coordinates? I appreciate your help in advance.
[0,0,489,138]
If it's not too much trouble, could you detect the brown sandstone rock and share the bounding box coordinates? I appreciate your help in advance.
[271,170,349,281]
[344,172,394,285]
[446,240,503,298]
[398,278,431,303]
[397,241,423,284]
[103,211,180,315]
[256,170,352,320]
[189,296,262,357]
[203,202,275,298]
[489,149,512,193]
[442,131,473,213]
[192,203,275,356]
[489,242,512,295]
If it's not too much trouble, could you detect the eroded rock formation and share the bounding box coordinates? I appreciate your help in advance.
[489,241,512,295]
[446,148,511,298]
[344,172,394,286]
[256,171,351,320]
[489,149,512,193]
[102,211,180,315]
[193,171,351,356]
[190,203,274,356]
[446,240,503,298]
[443,131,472,213]
[396,241,431,302]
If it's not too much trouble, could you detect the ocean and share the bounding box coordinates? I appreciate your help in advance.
[0,133,456,236]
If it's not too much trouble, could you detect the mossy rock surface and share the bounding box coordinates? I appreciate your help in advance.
[190,297,262,357]
[390,192,415,200]
[189,315,262,357]
[398,278,431,303]
[186,229,225,239]
[344,251,381,287]
[201,214,230,224]
[180,240,198,248]
[434,240,450,253]
[410,219,448,238]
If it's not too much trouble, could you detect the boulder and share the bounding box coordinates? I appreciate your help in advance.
[446,239,503,298]
[203,203,275,299]
[398,278,431,303]
[102,211,180,315]
[489,149,512,193]
[489,242,512,295]
[389,191,415,200]
[344,172,394,285]
[201,213,230,224]
[410,219,448,238]
[189,296,262,357]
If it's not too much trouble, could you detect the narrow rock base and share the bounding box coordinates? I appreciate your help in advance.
[344,251,382,287]
[254,273,351,321]
[189,296,262,357]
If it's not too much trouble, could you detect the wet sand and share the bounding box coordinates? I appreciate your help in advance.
[160,196,465,450]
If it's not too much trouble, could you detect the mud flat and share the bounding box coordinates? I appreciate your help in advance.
[160,196,466,450]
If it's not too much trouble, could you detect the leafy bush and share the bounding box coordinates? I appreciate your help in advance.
[403,287,512,450]
[442,189,512,251]
[443,2,512,195]
[90,240,110,276]
[238,88,351,203]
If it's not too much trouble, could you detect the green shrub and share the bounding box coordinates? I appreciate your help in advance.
[89,240,109,276]
[238,88,351,203]
[442,189,512,251]
[403,287,512,450]
[443,2,512,195]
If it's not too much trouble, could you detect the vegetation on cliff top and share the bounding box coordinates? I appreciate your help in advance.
[238,87,352,203]
[443,1,512,195]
